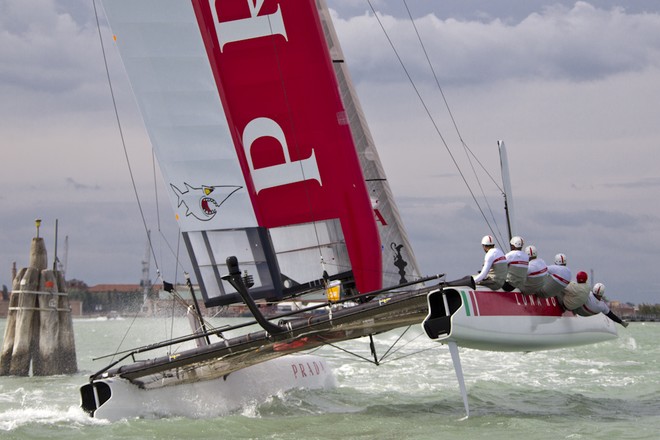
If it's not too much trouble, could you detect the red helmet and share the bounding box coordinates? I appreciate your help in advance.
[576,271,588,283]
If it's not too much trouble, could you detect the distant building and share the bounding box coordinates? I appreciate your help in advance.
[0,296,82,318]
[609,301,636,318]
[87,283,224,317]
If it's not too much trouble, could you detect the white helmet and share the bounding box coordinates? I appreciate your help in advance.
[593,283,605,299]
[525,245,537,258]
[481,235,495,246]
[554,253,567,265]
[510,236,524,249]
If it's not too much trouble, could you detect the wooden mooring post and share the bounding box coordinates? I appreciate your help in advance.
[0,220,77,376]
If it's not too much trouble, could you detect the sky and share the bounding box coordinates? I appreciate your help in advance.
[1,0,659,305]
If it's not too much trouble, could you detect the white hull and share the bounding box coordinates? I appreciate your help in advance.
[423,287,618,352]
[440,313,617,351]
[82,354,335,421]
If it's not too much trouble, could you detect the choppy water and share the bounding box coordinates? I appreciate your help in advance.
[0,317,658,439]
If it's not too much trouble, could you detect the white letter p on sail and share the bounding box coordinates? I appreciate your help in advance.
[242,117,322,194]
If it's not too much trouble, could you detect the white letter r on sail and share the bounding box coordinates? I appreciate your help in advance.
[209,0,288,51]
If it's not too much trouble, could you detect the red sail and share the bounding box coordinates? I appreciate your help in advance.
[191,0,382,293]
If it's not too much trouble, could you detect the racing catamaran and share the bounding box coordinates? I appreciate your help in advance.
[80,0,617,420]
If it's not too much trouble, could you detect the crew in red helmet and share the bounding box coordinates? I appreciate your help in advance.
[559,270,591,310]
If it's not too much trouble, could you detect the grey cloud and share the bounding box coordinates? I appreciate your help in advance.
[335,2,660,86]
[531,208,640,229]
[601,177,660,189]
[66,177,101,191]
[0,0,102,93]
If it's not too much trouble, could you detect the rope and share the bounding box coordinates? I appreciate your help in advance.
[93,0,161,276]
[406,1,506,246]
[93,0,173,361]
[8,307,71,312]
[10,290,68,296]
[366,2,493,235]
[369,1,507,247]
[320,329,442,366]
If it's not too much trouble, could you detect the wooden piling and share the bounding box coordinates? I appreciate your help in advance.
[1,230,78,376]
[0,268,26,375]
[56,269,77,374]
[34,270,59,376]
[9,266,40,376]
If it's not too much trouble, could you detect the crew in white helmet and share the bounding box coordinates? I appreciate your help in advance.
[573,283,629,327]
[520,245,547,295]
[473,235,508,290]
[539,253,572,298]
[502,236,529,291]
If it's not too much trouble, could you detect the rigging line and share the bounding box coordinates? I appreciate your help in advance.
[374,325,412,362]
[402,1,503,194]
[156,229,189,273]
[322,341,380,365]
[378,344,442,364]
[152,149,162,234]
[463,146,506,248]
[174,227,182,286]
[150,149,169,275]
[93,0,158,361]
[149,136,188,285]
[463,141,504,193]
[168,284,179,356]
[375,330,426,361]
[366,1,494,234]
[322,327,415,366]
[92,0,161,277]
[107,303,144,364]
[402,1,503,245]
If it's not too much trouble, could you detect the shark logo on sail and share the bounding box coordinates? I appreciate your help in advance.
[170,183,242,221]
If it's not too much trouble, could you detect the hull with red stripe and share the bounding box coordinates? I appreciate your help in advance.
[423,287,618,351]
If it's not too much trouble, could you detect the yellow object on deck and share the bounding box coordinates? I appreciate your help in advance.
[326,281,341,302]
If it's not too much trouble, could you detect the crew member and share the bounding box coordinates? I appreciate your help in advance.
[560,270,591,310]
[473,235,507,290]
[521,245,547,295]
[502,236,528,291]
[540,253,572,298]
[573,283,629,327]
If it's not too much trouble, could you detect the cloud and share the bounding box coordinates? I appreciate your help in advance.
[601,177,660,189]
[0,1,91,91]
[65,177,101,191]
[333,2,660,85]
[531,208,641,229]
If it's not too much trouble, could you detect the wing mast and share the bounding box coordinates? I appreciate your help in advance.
[498,140,516,240]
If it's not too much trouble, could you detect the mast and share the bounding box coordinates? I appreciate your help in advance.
[498,140,516,240]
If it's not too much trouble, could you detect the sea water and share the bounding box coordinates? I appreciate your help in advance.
[0,317,658,440]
